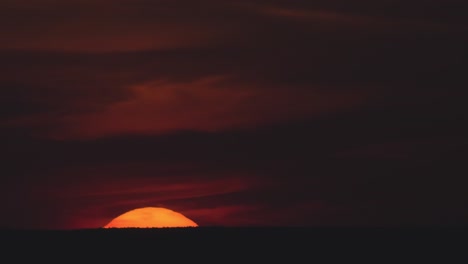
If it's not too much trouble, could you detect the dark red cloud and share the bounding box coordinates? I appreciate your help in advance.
[1,0,466,52]
[49,75,365,139]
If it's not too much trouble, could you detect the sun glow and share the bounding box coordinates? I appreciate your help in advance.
[104,207,198,228]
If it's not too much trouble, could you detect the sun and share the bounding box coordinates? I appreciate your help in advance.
[103,207,198,228]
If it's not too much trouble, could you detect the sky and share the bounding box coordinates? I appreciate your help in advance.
[1,0,468,229]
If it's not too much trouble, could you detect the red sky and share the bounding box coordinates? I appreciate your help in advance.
[1,0,468,229]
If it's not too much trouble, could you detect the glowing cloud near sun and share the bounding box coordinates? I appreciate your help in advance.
[104,207,198,228]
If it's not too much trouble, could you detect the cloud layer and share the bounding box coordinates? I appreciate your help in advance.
[1,0,467,229]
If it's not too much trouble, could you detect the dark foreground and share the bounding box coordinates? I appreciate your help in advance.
[2,227,467,261]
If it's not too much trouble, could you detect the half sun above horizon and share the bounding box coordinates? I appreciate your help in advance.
[103,207,199,228]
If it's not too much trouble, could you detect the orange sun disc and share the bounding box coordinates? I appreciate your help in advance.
[103,207,198,228]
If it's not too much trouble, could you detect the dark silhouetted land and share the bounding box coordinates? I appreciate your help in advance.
[1,227,466,261]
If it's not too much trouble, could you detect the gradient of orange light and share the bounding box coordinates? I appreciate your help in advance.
[104,207,198,228]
